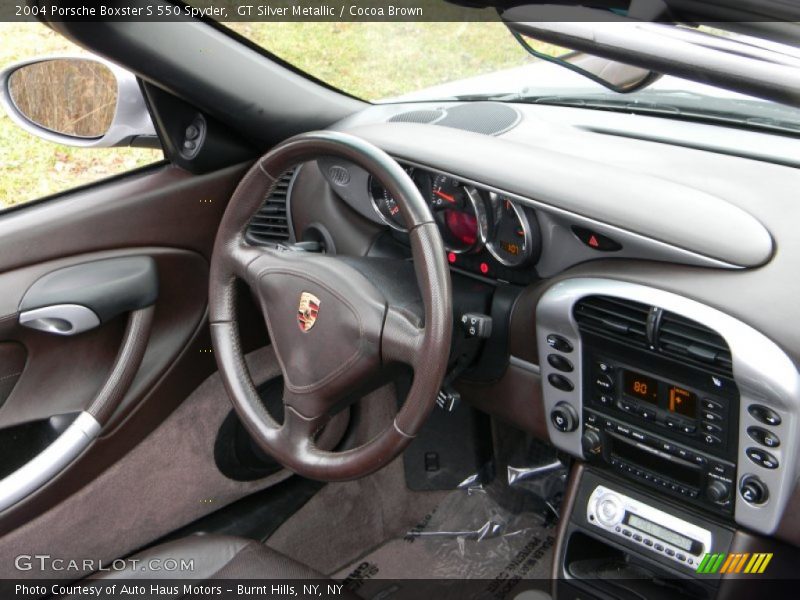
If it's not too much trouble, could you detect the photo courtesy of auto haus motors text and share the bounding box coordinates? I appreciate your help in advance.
[14,583,347,598]
[2,0,800,599]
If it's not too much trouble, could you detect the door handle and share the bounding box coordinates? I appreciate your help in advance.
[18,304,101,336]
[17,256,158,335]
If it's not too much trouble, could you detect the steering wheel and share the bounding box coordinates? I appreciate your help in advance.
[209,131,452,481]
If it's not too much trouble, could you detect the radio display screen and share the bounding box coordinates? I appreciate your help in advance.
[669,386,698,418]
[623,370,658,404]
[621,368,700,419]
[626,514,694,552]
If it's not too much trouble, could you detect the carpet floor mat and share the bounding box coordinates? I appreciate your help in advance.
[334,475,559,600]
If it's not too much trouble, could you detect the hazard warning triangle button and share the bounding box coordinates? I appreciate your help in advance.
[572,227,623,252]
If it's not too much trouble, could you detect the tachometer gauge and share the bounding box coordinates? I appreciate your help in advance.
[430,175,488,253]
[486,195,533,267]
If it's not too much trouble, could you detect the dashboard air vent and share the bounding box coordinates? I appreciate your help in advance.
[246,168,295,245]
[574,296,650,348]
[658,311,733,377]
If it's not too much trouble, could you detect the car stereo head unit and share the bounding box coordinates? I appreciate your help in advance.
[587,484,713,571]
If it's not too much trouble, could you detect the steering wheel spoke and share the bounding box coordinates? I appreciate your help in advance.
[382,306,425,367]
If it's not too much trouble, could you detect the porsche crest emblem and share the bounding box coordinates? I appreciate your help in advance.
[297,292,321,332]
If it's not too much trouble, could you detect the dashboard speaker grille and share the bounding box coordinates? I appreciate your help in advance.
[388,109,445,124]
[246,168,295,245]
[575,295,734,378]
[388,102,521,136]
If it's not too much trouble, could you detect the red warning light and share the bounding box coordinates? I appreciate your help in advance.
[479,262,490,275]
[588,235,600,248]
[448,252,457,264]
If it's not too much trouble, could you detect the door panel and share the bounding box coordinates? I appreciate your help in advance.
[0,161,250,536]
[0,343,26,410]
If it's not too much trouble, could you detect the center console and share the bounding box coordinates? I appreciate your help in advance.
[536,278,800,535]
[534,278,800,599]
[580,339,739,515]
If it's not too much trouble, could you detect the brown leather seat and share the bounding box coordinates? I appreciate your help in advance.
[75,535,352,589]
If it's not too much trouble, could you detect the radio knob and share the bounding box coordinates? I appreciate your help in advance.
[595,493,623,527]
[707,480,731,504]
[581,429,603,457]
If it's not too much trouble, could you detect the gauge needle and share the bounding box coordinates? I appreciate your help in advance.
[434,190,456,203]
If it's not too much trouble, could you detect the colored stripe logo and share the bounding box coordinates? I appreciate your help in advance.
[696,553,773,574]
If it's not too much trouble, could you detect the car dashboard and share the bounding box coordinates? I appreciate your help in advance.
[247,99,800,590]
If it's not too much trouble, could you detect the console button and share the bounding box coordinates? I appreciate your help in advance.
[703,434,722,446]
[595,374,614,391]
[638,407,657,421]
[548,374,574,392]
[622,529,632,537]
[748,405,781,426]
[701,422,723,435]
[665,549,676,557]
[617,399,634,413]
[547,354,574,373]
[633,534,643,542]
[598,394,614,407]
[680,423,697,435]
[644,539,653,547]
[702,411,723,423]
[596,361,614,374]
[573,226,623,252]
[748,426,780,448]
[746,448,779,469]
[546,334,573,353]
[677,554,687,562]
[654,544,665,552]
[740,475,769,505]
[551,402,578,432]
[702,398,723,412]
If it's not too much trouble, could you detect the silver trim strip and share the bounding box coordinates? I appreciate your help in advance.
[536,278,800,535]
[19,304,100,336]
[510,355,541,375]
[0,411,100,513]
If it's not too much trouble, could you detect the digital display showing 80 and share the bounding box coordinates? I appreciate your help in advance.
[622,369,698,418]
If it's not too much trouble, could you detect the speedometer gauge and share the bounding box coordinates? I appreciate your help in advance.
[487,195,533,267]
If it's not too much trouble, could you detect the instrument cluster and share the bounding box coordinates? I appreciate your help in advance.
[369,165,540,280]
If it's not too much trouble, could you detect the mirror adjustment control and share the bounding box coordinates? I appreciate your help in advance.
[551,402,578,432]
[740,475,769,505]
[746,447,779,469]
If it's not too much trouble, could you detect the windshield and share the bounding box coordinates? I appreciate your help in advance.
[228,22,800,134]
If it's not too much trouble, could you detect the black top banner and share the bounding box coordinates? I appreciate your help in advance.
[2,0,799,22]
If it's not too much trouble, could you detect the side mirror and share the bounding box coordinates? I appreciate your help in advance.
[0,56,159,148]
